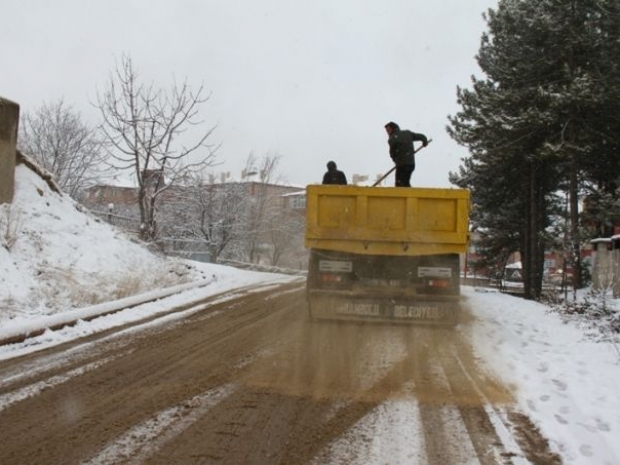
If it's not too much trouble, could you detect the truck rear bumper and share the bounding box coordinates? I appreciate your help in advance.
[307,291,460,325]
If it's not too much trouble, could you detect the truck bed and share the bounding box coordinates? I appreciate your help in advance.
[304,185,470,325]
[305,185,470,256]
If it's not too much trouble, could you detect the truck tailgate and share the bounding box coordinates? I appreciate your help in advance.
[305,185,469,256]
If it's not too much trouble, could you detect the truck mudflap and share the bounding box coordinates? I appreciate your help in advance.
[307,293,460,326]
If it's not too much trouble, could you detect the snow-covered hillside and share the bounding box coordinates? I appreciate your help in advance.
[0,163,269,322]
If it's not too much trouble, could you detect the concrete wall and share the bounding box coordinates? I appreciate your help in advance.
[0,97,20,204]
[591,239,614,293]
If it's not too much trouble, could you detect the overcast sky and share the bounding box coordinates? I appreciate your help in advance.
[1,0,498,187]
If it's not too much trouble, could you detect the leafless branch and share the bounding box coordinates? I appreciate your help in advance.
[94,54,218,241]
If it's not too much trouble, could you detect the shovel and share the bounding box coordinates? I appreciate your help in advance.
[372,139,432,187]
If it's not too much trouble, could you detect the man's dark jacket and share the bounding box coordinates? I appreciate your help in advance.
[322,169,347,185]
[388,129,428,167]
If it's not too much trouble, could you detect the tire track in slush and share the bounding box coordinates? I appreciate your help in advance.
[202,323,518,465]
[404,329,483,465]
[0,355,120,414]
[278,324,523,464]
[0,284,303,465]
[136,321,417,464]
[139,298,560,465]
[82,287,307,464]
[82,384,236,465]
[432,338,515,465]
[182,323,502,464]
[437,330,561,465]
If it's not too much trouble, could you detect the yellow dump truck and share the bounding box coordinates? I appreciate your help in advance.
[305,184,470,324]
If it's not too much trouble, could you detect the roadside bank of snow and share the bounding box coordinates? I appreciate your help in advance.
[463,286,620,465]
[0,164,204,321]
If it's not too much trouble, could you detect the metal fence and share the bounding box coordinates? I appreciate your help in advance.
[90,210,141,236]
[155,238,211,263]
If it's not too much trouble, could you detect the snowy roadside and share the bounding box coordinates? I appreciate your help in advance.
[0,267,301,361]
[462,286,620,465]
[0,162,303,350]
[0,279,212,345]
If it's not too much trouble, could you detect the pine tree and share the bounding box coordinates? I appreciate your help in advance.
[449,0,620,297]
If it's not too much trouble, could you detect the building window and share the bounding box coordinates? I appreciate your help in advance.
[289,195,306,209]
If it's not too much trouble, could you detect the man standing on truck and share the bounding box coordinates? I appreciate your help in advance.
[322,161,348,185]
[384,122,428,187]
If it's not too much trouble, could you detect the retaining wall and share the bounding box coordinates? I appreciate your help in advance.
[0,97,19,204]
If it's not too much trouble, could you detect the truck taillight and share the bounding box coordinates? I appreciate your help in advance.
[320,273,343,283]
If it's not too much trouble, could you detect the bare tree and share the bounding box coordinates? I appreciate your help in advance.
[266,207,305,267]
[180,172,247,262]
[95,54,217,241]
[240,152,283,264]
[18,99,107,199]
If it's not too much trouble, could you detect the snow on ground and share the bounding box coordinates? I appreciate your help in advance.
[0,162,298,354]
[0,164,204,319]
[1,163,620,464]
[463,287,620,465]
